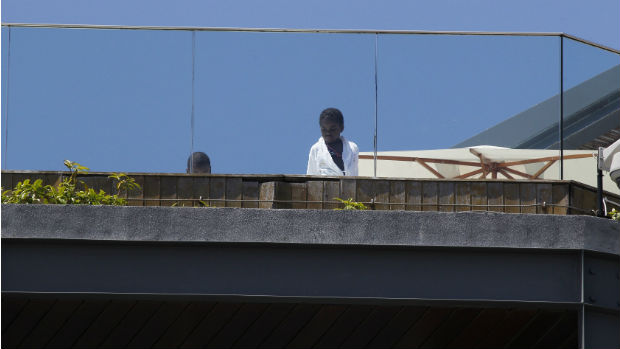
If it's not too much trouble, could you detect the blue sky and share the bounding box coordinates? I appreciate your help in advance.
[1,0,619,174]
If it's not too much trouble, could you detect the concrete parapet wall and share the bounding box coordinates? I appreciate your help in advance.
[2,204,618,255]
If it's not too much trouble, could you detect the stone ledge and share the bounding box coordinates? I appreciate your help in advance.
[2,204,618,255]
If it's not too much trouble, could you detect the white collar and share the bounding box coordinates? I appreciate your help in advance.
[319,136,351,173]
[319,135,348,144]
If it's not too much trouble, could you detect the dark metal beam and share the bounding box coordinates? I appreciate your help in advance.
[2,239,582,303]
[583,306,620,348]
[580,251,620,348]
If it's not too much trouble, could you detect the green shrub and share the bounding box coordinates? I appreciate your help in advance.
[1,160,140,206]
[334,197,368,210]
[171,200,210,207]
[609,208,619,221]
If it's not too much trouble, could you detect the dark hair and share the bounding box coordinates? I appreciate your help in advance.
[319,108,344,127]
[187,152,211,174]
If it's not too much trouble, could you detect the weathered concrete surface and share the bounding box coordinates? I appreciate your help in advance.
[2,204,618,254]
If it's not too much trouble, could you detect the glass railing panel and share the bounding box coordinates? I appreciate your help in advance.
[2,26,10,169]
[372,34,561,180]
[1,27,193,172]
[562,37,620,194]
[193,31,375,175]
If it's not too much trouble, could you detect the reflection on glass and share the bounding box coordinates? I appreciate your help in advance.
[193,32,375,175]
[2,27,193,172]
[370,34,561,179]
[562,38,620,194]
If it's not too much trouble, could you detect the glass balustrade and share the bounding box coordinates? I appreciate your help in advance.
[193,31,375,175]
[2,26,11,169]
[371,34,562,180]
[1,27,192,172]
[0,25,617,184]
[562,37,620,191]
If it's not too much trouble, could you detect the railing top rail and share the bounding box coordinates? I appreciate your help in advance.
[2,22,618,54]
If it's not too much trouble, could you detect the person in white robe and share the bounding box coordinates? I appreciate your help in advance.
[307,108,359,176]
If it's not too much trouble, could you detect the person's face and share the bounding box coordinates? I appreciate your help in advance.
[320,120,344,144]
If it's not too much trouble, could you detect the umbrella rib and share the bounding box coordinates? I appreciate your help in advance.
[497,169,514,179]
[359,155,480,166]
[455,168,484,179]
[532,160,556,179]
[360,152,593,180]
[499,153,592,167]
[503,167,534,179]
[415,159,445,178]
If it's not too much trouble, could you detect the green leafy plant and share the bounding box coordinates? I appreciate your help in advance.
[108,172,142,197]
[1,179,51,204]
[1,160,140,206]
[333,197,368,210]
[172,200,209,207]
[609,208,620,221]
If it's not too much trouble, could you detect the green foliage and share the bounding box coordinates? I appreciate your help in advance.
[333,197,368,210]
[64,159,89,173]
[108,172,141,196]
[1,160,139,206]
[171,200,209,207]
[1,179,51,204]
[609,208,620,221]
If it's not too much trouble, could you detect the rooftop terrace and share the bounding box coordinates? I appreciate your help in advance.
[2,25,619,348]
